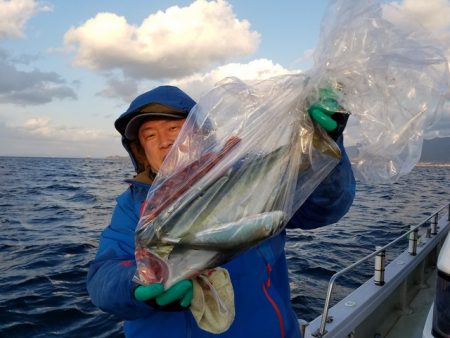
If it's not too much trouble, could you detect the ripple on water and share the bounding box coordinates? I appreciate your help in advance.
[65,191,98,203]
[45,184,81,192]
[1,158,449,336]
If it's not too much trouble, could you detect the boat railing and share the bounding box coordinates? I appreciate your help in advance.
[315,203,450,337]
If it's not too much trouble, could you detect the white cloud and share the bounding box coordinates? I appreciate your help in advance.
[20,116,115,142]
[293,48,315,67]
[387,0,450,33]
[64,0,260,80]
[0,48,77,105]
[0,0,50,39]
[384,0,450,70]
[96,76,139,103]
[24,116,50,129]
[0,117,124,158]
[0,0,72,107]
[171,58,301,99]
[425,98,450,138]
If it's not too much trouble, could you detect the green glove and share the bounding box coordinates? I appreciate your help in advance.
[308,87,342,132]
[308,87,350,140]
[134,279,193,308]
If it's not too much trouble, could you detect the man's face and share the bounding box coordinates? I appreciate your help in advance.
[138,118,186,172]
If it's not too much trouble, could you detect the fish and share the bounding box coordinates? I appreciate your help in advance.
[135,125,341,287]
[163,211,287,250]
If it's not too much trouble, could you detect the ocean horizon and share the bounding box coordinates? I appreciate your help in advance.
[2,154,450,167]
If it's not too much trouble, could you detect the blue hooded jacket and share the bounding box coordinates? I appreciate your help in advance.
[87,86,356,338]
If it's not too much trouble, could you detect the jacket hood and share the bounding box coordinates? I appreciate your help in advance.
[115,86,196,173]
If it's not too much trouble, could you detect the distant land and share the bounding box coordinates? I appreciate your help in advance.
[420,137,450,163]
[105,155,128,160]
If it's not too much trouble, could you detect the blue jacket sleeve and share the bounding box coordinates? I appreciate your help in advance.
[288,136,356,229]
[86,187,153,320]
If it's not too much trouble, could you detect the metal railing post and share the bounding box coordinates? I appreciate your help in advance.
[431,213,438,235]
[317,278,335,337]
[409,225,418,256]
[374,246,385,286]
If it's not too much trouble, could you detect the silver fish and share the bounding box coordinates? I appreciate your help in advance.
[162,211,287,250]
[135,128,341,287]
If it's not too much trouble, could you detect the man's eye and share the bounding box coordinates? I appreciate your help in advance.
[169,126,180,132]
[145,134,155,140]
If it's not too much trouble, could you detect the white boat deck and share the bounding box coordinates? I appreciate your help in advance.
[385,270,435,338]
[303,206,450,338]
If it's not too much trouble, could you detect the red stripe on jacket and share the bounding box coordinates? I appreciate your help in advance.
[262,263,285,338]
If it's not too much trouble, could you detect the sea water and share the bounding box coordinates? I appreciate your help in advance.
[0,156,449,337]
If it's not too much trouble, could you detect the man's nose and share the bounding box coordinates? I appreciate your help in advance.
[159,131,174,148]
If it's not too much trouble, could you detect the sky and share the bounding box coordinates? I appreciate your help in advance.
[0,0,449,158]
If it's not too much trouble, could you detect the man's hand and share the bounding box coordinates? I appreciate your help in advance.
[134,279,193,308]
[308,87,349,140]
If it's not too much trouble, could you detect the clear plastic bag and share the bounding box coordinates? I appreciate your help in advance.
[134,75,341,287]
[309,0,449,182]
[134,0,449,287]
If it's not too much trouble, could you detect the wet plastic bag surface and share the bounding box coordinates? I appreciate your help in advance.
[135,75,341,287]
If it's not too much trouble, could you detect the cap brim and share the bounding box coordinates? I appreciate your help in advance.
[124,112,185,141]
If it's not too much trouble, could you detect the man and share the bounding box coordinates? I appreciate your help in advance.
[87,85,355,337]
